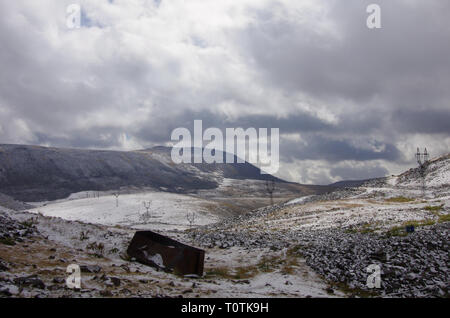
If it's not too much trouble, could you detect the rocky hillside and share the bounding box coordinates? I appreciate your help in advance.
[358,153,450,195]
[0,144,296,202]
[395,153,450,188]
[0,193,32,211]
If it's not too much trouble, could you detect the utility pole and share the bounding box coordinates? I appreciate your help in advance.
[142,201,151,221]
[186,212,196,230]
[114,192,120,207]
[266,178,275,205]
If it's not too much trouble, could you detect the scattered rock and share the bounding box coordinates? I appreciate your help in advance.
[120,288,131,295]
[120,264,130,273]
[0,285,19,296]
[80,265,102,273]
[53,277,65,284]
[0,259,9,271]
[14,275,45,289]
[100,290,113,297]
[109,277,121,287]
[192,197,449,298]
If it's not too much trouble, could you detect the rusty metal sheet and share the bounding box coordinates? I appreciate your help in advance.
[127,231,205,276]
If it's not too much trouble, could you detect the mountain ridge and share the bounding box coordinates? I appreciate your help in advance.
[0,144,288,202]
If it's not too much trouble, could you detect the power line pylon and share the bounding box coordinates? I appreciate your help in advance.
[415,147,429,197]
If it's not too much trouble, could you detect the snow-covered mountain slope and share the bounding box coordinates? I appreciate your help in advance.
[0,144,326,202]
[394,154,450,188]
[0,193,32,211]
[273,153,450,232]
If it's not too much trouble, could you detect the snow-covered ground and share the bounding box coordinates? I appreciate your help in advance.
[1,204,339,298]
[273,195,450,232]
[29,191,221,231]
[286,195,315,205]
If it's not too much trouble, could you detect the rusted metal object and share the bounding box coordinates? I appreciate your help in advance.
[127,231,205,276]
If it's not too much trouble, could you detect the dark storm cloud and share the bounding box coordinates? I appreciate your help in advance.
[237,0,450,106]
[34,127,124,149]
[134,108,334,143]
[233,0,450,153]
[134,108,401,168]
[281,135,401,163]
[329,163,389,181]
[391,109,450,134]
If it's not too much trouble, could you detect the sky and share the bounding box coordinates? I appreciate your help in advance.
[0,0,449,184]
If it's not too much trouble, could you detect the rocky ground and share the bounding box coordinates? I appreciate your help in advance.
[191,206,448,297]
[0,205,336,298]
[190,155,450,298]
[299,223,448,297]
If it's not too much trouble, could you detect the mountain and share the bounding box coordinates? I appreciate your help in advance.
[327,180,369,188]
[0,144,298,202]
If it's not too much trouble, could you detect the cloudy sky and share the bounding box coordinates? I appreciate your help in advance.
[0,0,449,184]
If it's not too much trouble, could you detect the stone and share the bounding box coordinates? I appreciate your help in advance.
[100,290,113,297]
[109,277,121,287]
[14,275,45,289]
[0,285,19,296]
[0,261,9,271]
[53,277,65,284]
[326,287,335,294]
[80,265,102,273]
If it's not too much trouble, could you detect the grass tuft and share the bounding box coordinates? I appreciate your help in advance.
[0,238,16,246]
[438,214,450,223]
[204,267,231,279]
[424,204,444,212]
[386,219,436,237]
[205,249,304,280]
[20,218,37,228]
[385,196,415,203]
